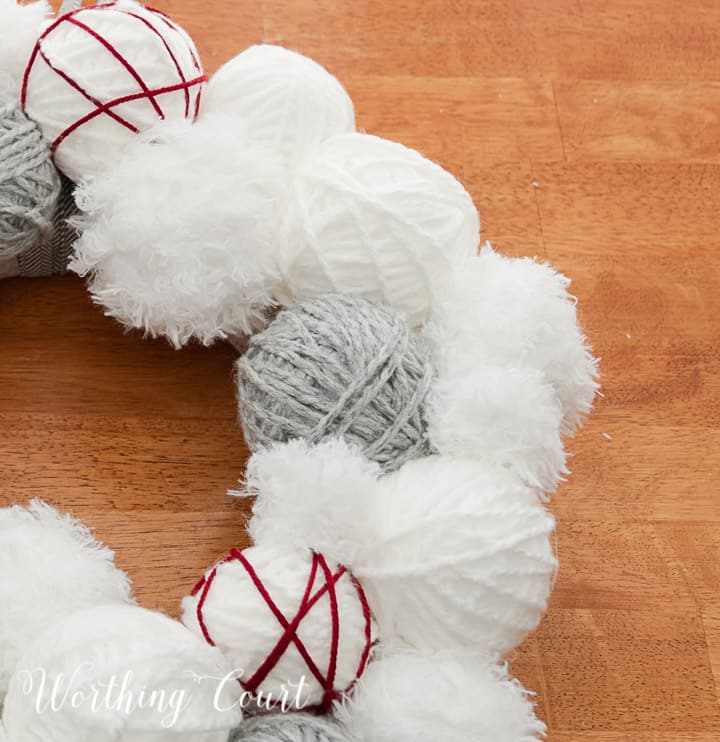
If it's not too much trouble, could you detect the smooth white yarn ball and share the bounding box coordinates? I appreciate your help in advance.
[202,45,355,165]
[0,1,50,96]
[335,650,546,742]
[22,0,205,182]
[277,132,480,327]
[182,545,375,711]
[70,113,287,347]
[3,604,243,741]
[353,456,557,655]
[0,500,133,702]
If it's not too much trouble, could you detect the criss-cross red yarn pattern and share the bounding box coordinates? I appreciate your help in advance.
[21,2,206,156]
[191,548,374,713]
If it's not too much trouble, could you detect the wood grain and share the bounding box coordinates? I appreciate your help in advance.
[2,1,719,739]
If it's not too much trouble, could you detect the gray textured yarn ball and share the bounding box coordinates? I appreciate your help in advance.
[231,713,352,742]
[237,294,434,472]
[0,102,60,258]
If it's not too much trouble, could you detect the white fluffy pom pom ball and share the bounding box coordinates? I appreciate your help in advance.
[277,133,479,327]
[244,438,382,568]
[70,113,287,348]
[426,245,599,433]
[3,604,243,741]
[353,456,557,655]
[335,651,546,742]
[0,500,133,701]
[203,45,355,165]
[426,364,567,493]
[182,544,375,713]
[21,0,205,181]
[0,1,51,97]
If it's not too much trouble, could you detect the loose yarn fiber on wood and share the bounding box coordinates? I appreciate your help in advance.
[0,102,59,258]
[237,294,434,472]
[21,0,206,182]
[231,713,352,742]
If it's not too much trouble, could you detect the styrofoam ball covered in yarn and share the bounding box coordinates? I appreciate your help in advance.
[354,456,557,655]
[3,604,244,741]
[0,1,50,94]
[203,45,354,165]
[182,544,375,713]
[237,294,434,472]
[22,0,205,182]
[0,500,133,701]
[335,650,546,742]
[70,113,287,347]
[426,245,599,434]
[276,133,480,327]
[231,713,353,742]
[0,102,60,258]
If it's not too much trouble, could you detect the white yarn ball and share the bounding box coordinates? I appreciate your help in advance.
[426,245,599,434]
[3,604,243,741]
[354,456,557,655]
[203,45,354,165]
[0,1,50,98]
[335,650,546,742]
[22,0,205,182]
[0,500,133,702]
[70,113,287,348]
[182,545,375,712]
[277,133,480,327]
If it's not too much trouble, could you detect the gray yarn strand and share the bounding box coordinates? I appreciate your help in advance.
[231,713,353,742]
[0,103,60,258]
[237,294,434,472]
[17,175,79,277]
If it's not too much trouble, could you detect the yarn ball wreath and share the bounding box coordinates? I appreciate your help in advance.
[0,101,59,258]
[237,293,434,472]
[21,0,205,182]
[182,544,375,713]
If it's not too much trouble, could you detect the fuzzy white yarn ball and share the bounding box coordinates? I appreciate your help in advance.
[3,604,243,741]
[426,245,599,434]
[22,0,205,182]
[182,545,375,712]
[277,133,479,327]
[203,45,354,165]
[335,650,546,742]
[70,113,287,347]
[0,500,133,702]
[0,1,50,97]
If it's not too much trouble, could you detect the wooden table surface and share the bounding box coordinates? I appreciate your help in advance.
[2,1,719,739]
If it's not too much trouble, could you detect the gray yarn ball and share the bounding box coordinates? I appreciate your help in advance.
[231,713,352,742]
[237,294,434,472]
[0,102,60,258]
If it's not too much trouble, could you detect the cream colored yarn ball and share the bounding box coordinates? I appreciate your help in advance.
[3,604,243,742]
[202,44,354,165]
[21,0,205,182]
[182,544,375,712]
[277,132,480,327]
[354,455,557,655]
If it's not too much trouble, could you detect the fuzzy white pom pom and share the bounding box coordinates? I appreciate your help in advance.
[203,45,354,165]
[354,456,556,655]
[426,365,567,493]
[335,650,546,742]
[0,500,133,701]
[0,1,51,98]
[70,114,287,347]
[244,438,381,567]
[22,0,205,181]
[426,245,599,434]
[3,604,243,741]
[182,544,375,712]
[276,133,479,327]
